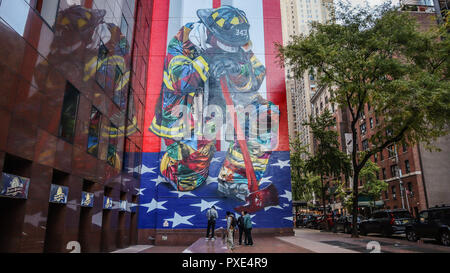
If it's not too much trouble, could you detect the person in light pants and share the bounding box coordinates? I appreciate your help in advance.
[226,211,235,250]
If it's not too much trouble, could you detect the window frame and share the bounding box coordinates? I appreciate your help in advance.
[86,105,103,158]
[29,0,61,31]
[95,40,109,90]
[58,82,80,144]
[107,122,119,168]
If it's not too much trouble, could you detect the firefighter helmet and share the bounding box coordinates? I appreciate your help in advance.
[197,5,250,47]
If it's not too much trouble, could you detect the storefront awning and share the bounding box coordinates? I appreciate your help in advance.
[358,200,384,207]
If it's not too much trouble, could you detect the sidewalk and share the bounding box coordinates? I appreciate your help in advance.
[111,228,450,253]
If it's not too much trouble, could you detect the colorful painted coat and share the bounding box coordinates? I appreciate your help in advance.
[150,22,273,193]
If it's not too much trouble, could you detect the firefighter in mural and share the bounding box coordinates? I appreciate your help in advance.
[150,5,280,212]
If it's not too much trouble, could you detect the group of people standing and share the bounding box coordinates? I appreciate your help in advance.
[206,206,253,250]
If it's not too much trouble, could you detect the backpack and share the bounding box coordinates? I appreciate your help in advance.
[231,216,237,228]
[208,209,217,221]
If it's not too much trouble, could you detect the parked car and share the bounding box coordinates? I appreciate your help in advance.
[333,215,362,234]
[295,214,309,227]
[297,214,313,227]
[318,214,335,230]
[405,206,450,246]
[359,209,413,237]
[305,215,321,229]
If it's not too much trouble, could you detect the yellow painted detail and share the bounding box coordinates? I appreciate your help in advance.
[197,56,209,72]
[192,61,207,82]
[230,17,239,25]
[61,17,70,25]
[78,18,87,28]
[212,12,219,20]
[216,18,225,27]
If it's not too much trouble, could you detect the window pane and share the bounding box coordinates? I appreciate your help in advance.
[133,145,141,179]
[122,138,133,173]
[107,123,118,167]
[40,0,59,28]
[95,42,108,89]
[87,106,102,157]
[0,0,30,36]
[113,65,124,107]
[120,14,128,38]
[59,82,80,143]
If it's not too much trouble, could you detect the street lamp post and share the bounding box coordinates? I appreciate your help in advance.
[392,144,410,212]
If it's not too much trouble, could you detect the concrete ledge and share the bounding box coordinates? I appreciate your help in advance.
[138,227,294,246]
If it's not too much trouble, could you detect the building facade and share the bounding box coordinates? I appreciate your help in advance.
[0,0,152,252]
[281,0,333,154]
[307,2,449,217]
[138,0,293,246]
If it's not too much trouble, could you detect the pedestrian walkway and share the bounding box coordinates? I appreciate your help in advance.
[111,245,154,253]
[183,237,229,253]
[276,236,358,253]
[183,235,312,253]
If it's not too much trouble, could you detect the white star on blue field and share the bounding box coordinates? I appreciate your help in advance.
[136,151,293,229]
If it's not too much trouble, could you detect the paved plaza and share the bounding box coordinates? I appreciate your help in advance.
[112,228,450,253]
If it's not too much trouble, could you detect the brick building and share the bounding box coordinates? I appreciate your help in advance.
[0,0,152,253]
[308,5,449,217]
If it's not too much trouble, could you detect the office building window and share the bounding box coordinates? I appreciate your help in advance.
[360,123,367,135]
[87,106,102,157]
[382,168,386,179]
[95,42,109,89]
[392,186,397,200]
[362,139,369,151]
[58,82,80,143]
[380,151,384,161]
[0,0,60,34]
[405,160,410,174]
[374,153,378,163]
[369,117,373,129]
[107,123,118,168]
[113,65,124,107]
[407,182,413,196]
[123,137,133,173]
[31,0,60,29]
[0,0,32,36]
[391,164,398,177]
[120,14,128,39]
[127,87,135,125]
[388,144,395,158]
[134,145,141,179]
[402,143,408,153]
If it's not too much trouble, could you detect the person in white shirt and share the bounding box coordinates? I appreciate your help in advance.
[206,206,218,240]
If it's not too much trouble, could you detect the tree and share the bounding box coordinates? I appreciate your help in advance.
[360,160,388,213]
[290,135,321,204]
[304,110,351,230]
[278,1,450,237]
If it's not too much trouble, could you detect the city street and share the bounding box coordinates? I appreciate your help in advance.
[285,228,450,253]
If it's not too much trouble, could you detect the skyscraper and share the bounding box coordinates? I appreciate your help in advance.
[281,0,334,154]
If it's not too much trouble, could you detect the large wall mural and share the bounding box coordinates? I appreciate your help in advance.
[140,0,291,230]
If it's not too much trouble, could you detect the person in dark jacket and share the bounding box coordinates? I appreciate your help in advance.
[206,206,218,240]
[243,211,253,246]
[237,211,245,245]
